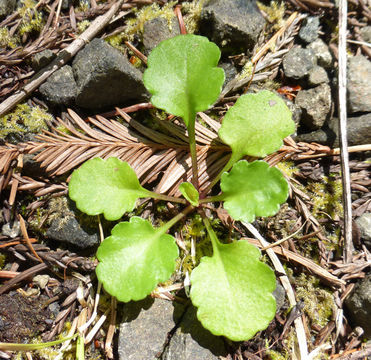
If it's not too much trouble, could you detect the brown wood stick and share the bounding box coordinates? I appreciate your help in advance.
[246,238,346,287]
[0,262,48,295]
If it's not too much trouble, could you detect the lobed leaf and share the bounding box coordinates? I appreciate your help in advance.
[218,91,295,159]
[179,182,199,206]
[96,217,179,302]
[190,239,276,341]
[68,157,150,221]
[220,160,289,223]
[143,34,225,127]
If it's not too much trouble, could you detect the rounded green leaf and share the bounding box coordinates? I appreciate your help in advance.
[190,240,276,341]
[179,182,199,206]
[220,160,289,223]
[96,217,179,302]
[69,157,150,221]
[143,34,225,126]
[218,91,295,158]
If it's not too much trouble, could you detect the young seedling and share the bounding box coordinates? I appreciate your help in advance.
[68,34,295,341]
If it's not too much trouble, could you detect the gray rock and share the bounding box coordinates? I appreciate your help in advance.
[32,50,56,72]
[46,217,98,248]
[281,97,302,125]
[1,220,20,238]
[72,38,147,109]
[360,26,371,44]
[0,0,16,19]
[283,47,316,80]
[142,17,180,52]
[22,154,48,178]
[220,62,237,85]
[118,298,185,360]
[299,16,320,44]
[308,38,333,69]
[355,213,371,249]
[347,55,371,113]
[200,0,265,53]
[39,65,77,106]
[295,83,332,129]
[295,113,371,146]
[308,66,329,86]
[273,282,286,312]
[345,274,371,338]
[162,306,227,360]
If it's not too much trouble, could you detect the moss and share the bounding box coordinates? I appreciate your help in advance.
[0,28,19,48]
[257,1,286,32]
[77,20,91,34]
[307,176,343,219]
[0,103,51,139]
[123,1,177,42]
[0,253,5,268]
[18,0,45,36]
[238,61,254,80]
[276,161,298,179]
[76,0,90,13]
[266,348,288,360]
[182,0,207,34]
[295,273,334,328]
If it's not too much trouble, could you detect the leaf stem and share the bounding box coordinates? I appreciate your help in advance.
[188,118,199,190]
[159,204,194,234]
[199,194,224,204]
[202,152,241,195]
[200,210,221,254]
[149,191,187,204]
[0,335,78,351]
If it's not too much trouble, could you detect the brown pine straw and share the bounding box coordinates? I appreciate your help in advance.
[18,214,43,263]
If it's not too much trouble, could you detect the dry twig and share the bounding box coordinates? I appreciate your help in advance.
[338,0,353,263]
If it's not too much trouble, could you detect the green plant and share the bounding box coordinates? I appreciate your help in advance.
[68,34,295,341]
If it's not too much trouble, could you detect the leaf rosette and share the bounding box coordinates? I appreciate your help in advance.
[218,91,295,160]
[96,217,179,302]
[220,160,289,223]
[143,34,225,127]
[190,239,276,341]
[68,157,151,221]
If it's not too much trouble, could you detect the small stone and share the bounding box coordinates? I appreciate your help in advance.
[308,38,333,69]
[39,65,78,106]
[162,306,228,360]
[220,61,237,85]
[33,275,50,289]
[295,83,332,129]
[72,38,148,109]
[200,0,265,53]
[281,97,302,126]
[360,26,371,44]
[308,66,329,86]
[283,47,316,80]
[0,0,16,19]
[273,282,286,312]
[46,217,99,248]
[347,55,371,113]
[355,213,371,250]
[118,298,185,360]
[32,49,56,72]
[1,220,20,238]
[295,113,371,146]
[142,17,180,52]
[299,16,320,43]
[345,274,371,337]
[22,154,48,178]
